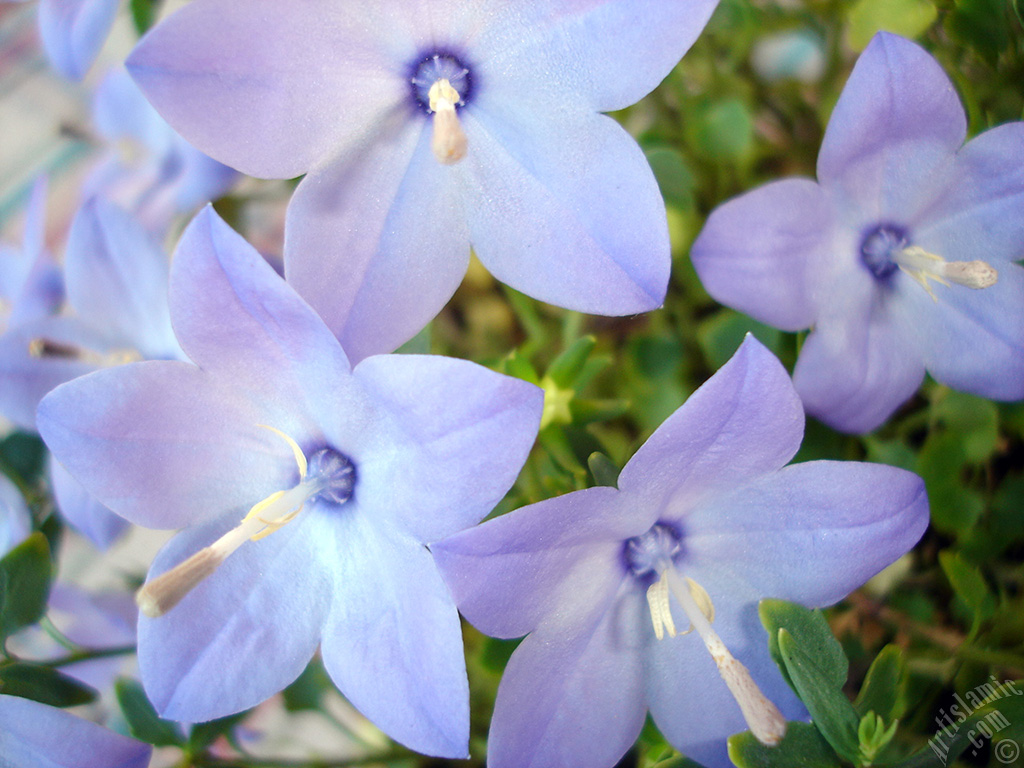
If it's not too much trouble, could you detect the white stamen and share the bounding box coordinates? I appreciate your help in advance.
[428,79,467,165]
[897,245,998,300]
[135,429,318,618]
[646,576,677,640]
[663,569,787,746]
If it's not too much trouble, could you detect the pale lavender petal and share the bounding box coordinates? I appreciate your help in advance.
[38,0,119,80]
[37,361,297,529]
[486,581,645,768]
[434,487,632,639]
[49,458,128,549]
[352,354,541,542]
[64,198,180,358]
[170,207,352,427]
[793,277,925,433]
[915,122,1024,265]
[646,586,804,768]
[684,461,929,606]
[0,472,31,555]
[893,264,1024,401]
[321,513,469,758]
[817,33,965,223]
[480,0,721,112]
[284,119,469,363]
[126,0,407,178]
[462,104,669,315]
[92,68,171,152]
[139,512,332,721]
[690,179,834,330]
[0,694,150,768]
[619,336,804,511]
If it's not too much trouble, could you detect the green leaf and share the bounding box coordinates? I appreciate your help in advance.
[644,146,697,210]
[946,0,1012,64]
[547,336,596,389]
[916,432,984,534]
[728,722,842,768]
[129,0,161,36]
[846,0,937,51]
[931,390,1000,464]
[282,657,331,712]
[188,711,249,752]
[588,452,621,488]
[759,599,848,693]
[858,711,899,765]
[687,99,754,162]
[0,664,97,708]
[0,432,47,486]
[938,550,996,632]
[855,645,907,722]
[115,678,185,747]
[778,629,861,763]
[697,314,780,371]
[0,533,52,643]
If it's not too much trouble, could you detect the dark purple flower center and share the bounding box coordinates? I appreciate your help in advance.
[624,523,683,579]
[409,51,473,114]
[860,224,908,281]
[307,447,356,506]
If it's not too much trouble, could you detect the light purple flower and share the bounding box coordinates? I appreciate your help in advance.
[37,0,120,80]
[0,693,150,768]
[691,33,1024,433]
[84,69,239,234]
[126,0,720,363]
[0,472,32,556]
[434,336,929,768]
[37,206,543,758]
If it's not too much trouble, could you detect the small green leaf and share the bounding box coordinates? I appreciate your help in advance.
[697,313,781,371]
[115,678,185,747]
[855,645,907,722]
[759,599,848,692]
[916,432,984,534]
[547,336,596,389]
[188,711,249,752]
[644,147,697,210]
[282,657,331,712]
[571,398,630,426]
[588,452,621,488]
[129,0,160,36]
[500,349,540,385]
[687,98,754,162]
[858,711,898,765]
[0,664,97,708]
[939,550,996,631]
[931,390,1000,463]
[0,433,47,486]
[778,629,861,763]
[728,722,842,768]
[0,533,53,642]
[846,0,937,51]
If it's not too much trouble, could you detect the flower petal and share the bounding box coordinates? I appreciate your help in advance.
[50,457,128,550]
[170,207,352,421]
[486,581,646,768]
[480,0,720,112]
[320,513,469,758]
[462,104,669,315]
[126,0,406,178]
[38,0,119,80]
[64,198,180,358]
[619,335,804,511]
[351,354,541,542]
[37,360,296,529]
[0,472,31,556]
[685,461,929,606]
[434,486,629,639]
[893,263,1024,401]
[817,32,965,223]
[0,694,150,768]
[916,122,1024,266]
[284,119,469,364]
[139,512,333,721]
[793,279,925,433]
[691,179,834,330]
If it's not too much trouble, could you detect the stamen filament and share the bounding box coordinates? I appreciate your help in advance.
[663,569,787,746]
[646,576,677,640]
[896,245,997,300]
[428,79,467,165]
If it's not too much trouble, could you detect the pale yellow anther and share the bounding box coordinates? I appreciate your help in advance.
[897,245,998,301]
[28,338,142,367]
[427,79,467,165]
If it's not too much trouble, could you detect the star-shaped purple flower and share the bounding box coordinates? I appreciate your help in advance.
[691,33,1024,433]
[125,0,720,363]
[0,694,150,767]
[434,336,929,768]
[37,206,543,758]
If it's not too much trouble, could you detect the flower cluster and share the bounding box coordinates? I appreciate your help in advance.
[2,2,1021,768]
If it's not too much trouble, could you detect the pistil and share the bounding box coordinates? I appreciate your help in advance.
[427,79,467,165]
[895,245,997,299]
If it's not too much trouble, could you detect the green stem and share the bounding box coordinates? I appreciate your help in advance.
[43,644,137,668]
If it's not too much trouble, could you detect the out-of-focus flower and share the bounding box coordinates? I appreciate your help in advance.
[0,693,150,767]
[38,206,543,758]
[691,33,1024,432]
[750,29,825,83]
[434,336,929,768]
[0,471,31,555]
[84,69,238,234]
[36,0,120,80]
[126,0,721,362]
